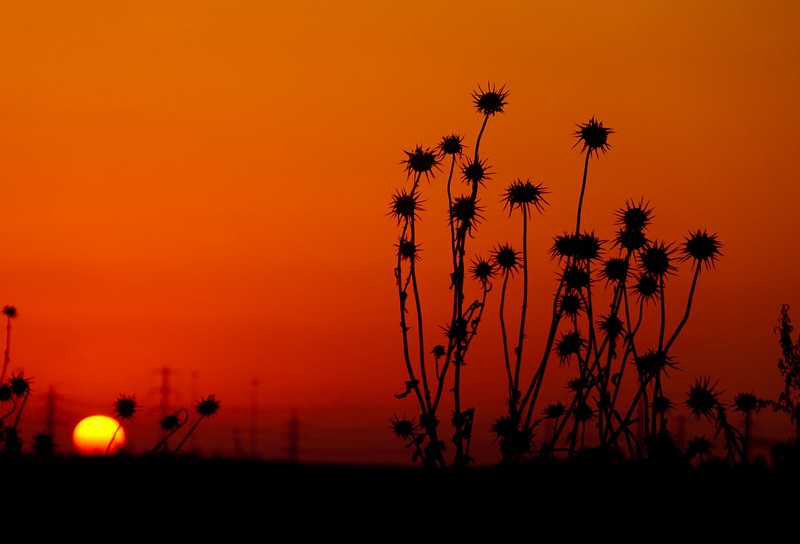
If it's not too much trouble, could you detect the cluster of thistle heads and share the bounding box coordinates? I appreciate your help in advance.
[388,83,798,469]
[0,303,221,458]
[110,392,221,457]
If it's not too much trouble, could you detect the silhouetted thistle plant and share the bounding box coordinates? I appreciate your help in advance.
[149,407,190,455]
[172,394,220,454]
[390,83,507,469]
[733,391,760,463]
[108,393,138,456]
[0,371,33,455]
[391,86,725,468]
[32,431,57,455]
[498,130,726,465]
[684,376,745,465]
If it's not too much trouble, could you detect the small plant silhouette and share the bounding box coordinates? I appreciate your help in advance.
[108,393,138,456]
[172,394,220,454]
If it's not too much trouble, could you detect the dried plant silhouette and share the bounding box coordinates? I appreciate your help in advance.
[389,84,800,471]
[390,83,507,469]
[0,304,223,460]
[108,393,138,456]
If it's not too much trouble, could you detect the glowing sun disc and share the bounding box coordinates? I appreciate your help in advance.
[73,415,126,455]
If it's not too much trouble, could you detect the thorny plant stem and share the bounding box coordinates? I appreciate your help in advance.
[664,265,702,353]
[575,151,591,234]
[513,211,530,404]
[173,416,205,454]
[1,316,11,382]
[105,423,124,457]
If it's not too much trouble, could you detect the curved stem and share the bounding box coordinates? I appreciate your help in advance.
[664,266,702,353]
[173,416,204,454]
[105,423,124,457]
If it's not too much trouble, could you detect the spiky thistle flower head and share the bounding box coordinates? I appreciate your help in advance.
[402,145,440,180]
[470,256,495,285]
[472,83,508,116]
[491,417,534,459]
[559,293,582,318]
[562,264,591,291]
[573,116,613,157]
[502,179,548,217]
[633,273,660,305]
[32,432,57,455]
[573,401,595,423]
[437,134,465,157]
[0,384,10,402]
[431,345,446,359]
[614,199,654,232]
[681,229,723,270]
[600,257,629,285]
[492,243,520,275]
[442,317,469,343]
[160,413,182,431]
[685,436,713,460]
[652,395,674,415]
[638,240,676,278]
[555,330,586,364]
[550,232,581,262]
[196,394,220,418]
[614,228,648,252]
[686,376,724,422]
[388,188,423,224]
[567,376,588,393]
[461,158,492,187]
[543,402,566,419]
[450,195,484,234]
[113,394,138,421]
[733,392,760,414]
[634,349,676,381]
[396,237,420,262]
[9,371,31,398]
[389,414,418,440]
[2,306,17,319]
[573,231,604,262]
[550,232,603,262]
[599,314,624,341]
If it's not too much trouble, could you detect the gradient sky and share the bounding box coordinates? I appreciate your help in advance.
[1,0,799,465]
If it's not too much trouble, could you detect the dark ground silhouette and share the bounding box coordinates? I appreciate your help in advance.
[3,453,797,537]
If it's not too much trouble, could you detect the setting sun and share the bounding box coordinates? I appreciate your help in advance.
[72,415,126,456]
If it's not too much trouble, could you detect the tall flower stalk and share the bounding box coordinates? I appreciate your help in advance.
[173,394,220,454]
[108,393,138,456]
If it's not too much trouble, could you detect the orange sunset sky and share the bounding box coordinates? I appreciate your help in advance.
[1,1,799,465]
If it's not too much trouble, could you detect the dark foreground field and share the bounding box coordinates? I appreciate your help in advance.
[2,454,797,536]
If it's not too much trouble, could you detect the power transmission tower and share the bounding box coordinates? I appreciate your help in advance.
[287,410,299,462]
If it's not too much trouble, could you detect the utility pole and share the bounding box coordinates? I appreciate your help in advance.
[190,370,198,452]
[149,366,176,445]
[45,385,57,436]
[288,410,299,463]
[250,378,259,459]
